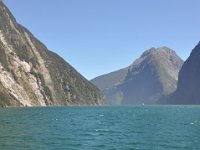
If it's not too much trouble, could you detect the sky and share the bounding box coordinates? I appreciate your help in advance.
[3,0,200,80]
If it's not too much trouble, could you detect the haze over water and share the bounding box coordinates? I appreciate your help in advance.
[0,106,200,150]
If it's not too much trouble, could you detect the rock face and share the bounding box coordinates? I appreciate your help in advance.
[92,47,183,105]
[0,1,104,107]
[166,42,200,104]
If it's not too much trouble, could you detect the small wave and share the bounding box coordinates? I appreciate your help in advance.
[94,129,110,132]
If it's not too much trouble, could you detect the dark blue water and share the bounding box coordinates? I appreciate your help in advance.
[0,106,200,150]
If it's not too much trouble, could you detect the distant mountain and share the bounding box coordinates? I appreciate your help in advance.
[165,42,200,104]
[92,47,183,105]
[0,1,104,107]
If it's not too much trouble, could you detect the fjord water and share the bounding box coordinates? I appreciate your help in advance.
[0,106,200,150]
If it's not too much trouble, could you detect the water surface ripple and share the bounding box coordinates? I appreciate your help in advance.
[0,106,200,150]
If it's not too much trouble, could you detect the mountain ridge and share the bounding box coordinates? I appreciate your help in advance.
[0,1,104,107]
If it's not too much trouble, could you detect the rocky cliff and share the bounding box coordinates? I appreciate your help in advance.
[92,47,183,105]
[165,42,200,104]
[0,1,104,107]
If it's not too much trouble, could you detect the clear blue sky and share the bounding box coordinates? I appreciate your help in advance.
[3,0,200,79]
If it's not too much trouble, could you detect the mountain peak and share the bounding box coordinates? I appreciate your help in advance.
[92,47,183,105]
[141,46,176,58]
[131,46,182,72]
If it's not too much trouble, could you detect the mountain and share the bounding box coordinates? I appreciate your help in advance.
[165,42,200,104]
[0,1,104,107]
[91,68,128,105]
[92,47,183,105]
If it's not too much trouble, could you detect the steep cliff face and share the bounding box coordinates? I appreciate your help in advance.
[0,1,104,107]
[166,42,200,104]
[92,47,183,105]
